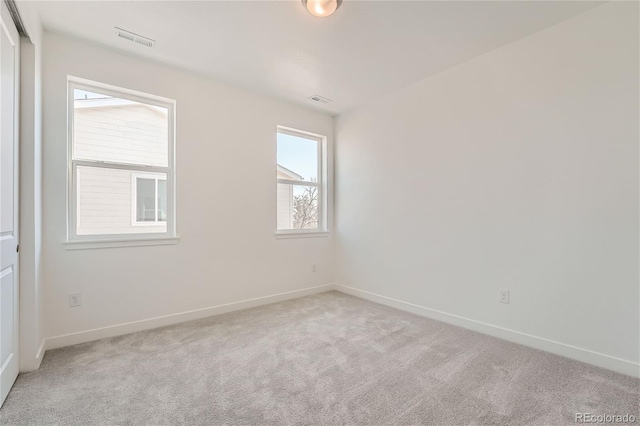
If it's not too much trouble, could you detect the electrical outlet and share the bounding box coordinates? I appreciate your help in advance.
[499,289,509,304]
[69,292,82,307]
[311,264,317,273]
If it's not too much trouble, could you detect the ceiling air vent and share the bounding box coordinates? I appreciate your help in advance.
[115,27,155,48]
[308,94,332,104]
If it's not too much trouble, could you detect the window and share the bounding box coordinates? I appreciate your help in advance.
[67,78,176,244]
[132,173,167,224]
[276,127,327,234]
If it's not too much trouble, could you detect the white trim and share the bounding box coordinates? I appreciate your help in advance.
[320,130,328,232]
[66,77,177,244]
[19,340,45,373]
[44,284,334,351]
[277,125,323,140]
[35,339,46,362]
[276,126,328,234]
[62,236,180,250]
[68,76,174,105]
[73,160,168,174]
[275,231,329,239]
[333,284,640,378]
[277,178,319,187]
[18,338,45,373]
[74,98,168,117]
[74,97,137,109]
[131,172,168,226]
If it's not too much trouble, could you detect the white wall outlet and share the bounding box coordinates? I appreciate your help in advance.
[311,264,317,273]
[69,292,82,307]
[499,289,509,304]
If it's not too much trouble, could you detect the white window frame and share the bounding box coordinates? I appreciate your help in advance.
[276,126,328,237]
[65,76,177,248]
[131,172,167,226]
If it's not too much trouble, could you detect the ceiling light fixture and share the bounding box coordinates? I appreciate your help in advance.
[302,0,342,18]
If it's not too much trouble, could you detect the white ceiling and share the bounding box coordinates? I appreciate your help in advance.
[32,1,601,115]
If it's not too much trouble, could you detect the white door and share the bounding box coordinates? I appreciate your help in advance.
[0,0,19,407]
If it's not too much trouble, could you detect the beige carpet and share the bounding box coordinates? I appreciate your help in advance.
[1,291,638,425]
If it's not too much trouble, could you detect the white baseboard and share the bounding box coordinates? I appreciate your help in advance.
[45,284,335,351]
[34,339,46,368]
[41,283,639,378]
[18,339,46,373]
[334,284,640,378]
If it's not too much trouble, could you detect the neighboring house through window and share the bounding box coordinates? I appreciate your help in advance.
[276,165,303,229]
[132,173,167,225]
[67,77,176,243]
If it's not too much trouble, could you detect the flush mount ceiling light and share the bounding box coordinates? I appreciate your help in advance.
[302,0,342,17]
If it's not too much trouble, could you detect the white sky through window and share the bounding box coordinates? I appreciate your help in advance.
[277,133,318,182]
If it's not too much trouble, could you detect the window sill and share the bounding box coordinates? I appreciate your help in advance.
[62,236,180,250]
[275,231,329,239]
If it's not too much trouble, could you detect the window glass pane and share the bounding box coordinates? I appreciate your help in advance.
[157,179,167,222]
[277,132,318,182]
[136,178,156,222]
[75,165,167,235]
[293,185,318,230]
[277,183,294,230]
[73,89,168,167]
[277,183,318,230]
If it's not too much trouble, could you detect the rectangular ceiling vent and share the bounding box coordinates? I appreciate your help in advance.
[308,94,332,104]
[115,27,155,48]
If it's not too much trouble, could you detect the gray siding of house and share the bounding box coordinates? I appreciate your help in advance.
[74,104,168,166]
[76,167,166,235]
[75,103,167,235]
[277,183,294,229]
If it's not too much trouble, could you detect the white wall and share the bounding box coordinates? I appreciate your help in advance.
[42,33,334,341]
[335,2,639,374]
[31,2,638,378]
